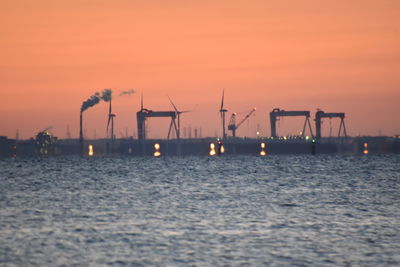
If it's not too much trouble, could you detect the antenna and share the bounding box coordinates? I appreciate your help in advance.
[66,125,71,139]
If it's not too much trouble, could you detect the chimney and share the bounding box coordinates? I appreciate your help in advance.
[79,112,83,156]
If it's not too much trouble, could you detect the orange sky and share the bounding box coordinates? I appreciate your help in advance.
[1,0,399,139]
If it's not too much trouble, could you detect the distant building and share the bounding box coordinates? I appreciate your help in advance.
[0,136,16,158]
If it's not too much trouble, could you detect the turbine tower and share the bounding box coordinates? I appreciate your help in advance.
[219,90,228,140]
[168,96,191,139]
[107,96,116,140]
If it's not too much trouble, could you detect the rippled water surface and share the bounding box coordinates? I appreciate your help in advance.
[1,155,400,266]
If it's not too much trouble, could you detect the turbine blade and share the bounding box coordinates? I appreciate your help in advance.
[168,95,179,113]
[220,89,224,110]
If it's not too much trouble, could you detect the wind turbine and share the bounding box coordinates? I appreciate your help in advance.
[219,90,228,140]
[168,96,191,140]
[106,96,115,140]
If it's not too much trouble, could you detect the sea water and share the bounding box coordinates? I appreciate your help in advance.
[1,155,399,266]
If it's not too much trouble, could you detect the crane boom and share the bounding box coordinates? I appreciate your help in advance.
[227,108,256,137]
[41,126,53,132]
[236,108,256,128]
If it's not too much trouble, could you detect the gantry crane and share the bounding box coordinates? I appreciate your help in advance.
[136,95,184,140]
[269,108,313,138]
[315,110,347,140]
[228,108,256,137]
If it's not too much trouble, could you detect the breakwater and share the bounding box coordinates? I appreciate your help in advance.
[2,136,399,157]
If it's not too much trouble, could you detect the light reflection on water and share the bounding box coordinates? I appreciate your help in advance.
[0,155,399,266]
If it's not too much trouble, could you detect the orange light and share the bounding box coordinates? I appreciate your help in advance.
[220,145,225,154]
[153,143,161,157]
[260,142,266,156]
[88,145,94,156]
[209,143,216,156]
[363,143,369,154]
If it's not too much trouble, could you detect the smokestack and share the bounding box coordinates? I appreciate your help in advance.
[110,97,113,141]
[79,88,119,155]
[81,92,101,113]
[79,112,83,156]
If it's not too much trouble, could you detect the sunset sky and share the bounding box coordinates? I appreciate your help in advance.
[1,0,399,139]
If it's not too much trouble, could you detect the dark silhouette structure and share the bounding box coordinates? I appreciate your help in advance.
[107,97,116,141]
[219,90,228,140]
[136,96,179,140]
[315,110,347,140]
[79,112,83,155]
[270,108,313,138]
[35,126,57,155]
[228,108,256,137]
